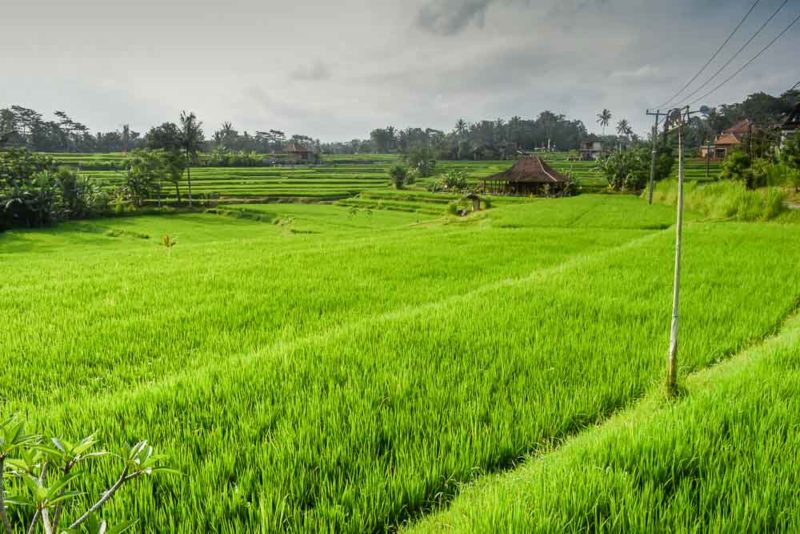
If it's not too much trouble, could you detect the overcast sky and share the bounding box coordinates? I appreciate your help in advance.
[1,0,798,141]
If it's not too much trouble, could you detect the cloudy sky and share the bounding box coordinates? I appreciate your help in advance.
[1,0,798,140]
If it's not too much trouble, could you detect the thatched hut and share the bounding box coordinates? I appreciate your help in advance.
[284,143,313,164]
[481,156,570,196]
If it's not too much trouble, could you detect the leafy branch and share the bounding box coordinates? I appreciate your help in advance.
[1,416,176,534]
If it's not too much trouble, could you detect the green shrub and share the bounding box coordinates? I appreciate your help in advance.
[441,170,468,191]
[720,150,753,187]
[388,165,409,189]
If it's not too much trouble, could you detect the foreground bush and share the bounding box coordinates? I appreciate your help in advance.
[649,179,786,221]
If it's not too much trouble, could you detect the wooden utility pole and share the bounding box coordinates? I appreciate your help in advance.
[664,106,705,395]
[646,109,665,204]
[667,116,684,394]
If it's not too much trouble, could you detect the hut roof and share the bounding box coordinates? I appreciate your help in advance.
[724,119,755,137]
[285,143,312,154]
[714,133,742,146]
[484,156,569,184]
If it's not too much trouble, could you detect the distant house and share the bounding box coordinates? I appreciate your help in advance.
[579,141,604,161]
[481,156,570,196]
[284,143,314,164]
[700,119,757,160]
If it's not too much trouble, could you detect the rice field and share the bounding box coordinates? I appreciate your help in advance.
[2,193,798,532]
[45,151,721,202]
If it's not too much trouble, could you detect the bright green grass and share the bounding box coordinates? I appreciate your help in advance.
[410,311,800,532]
[2,196,798,531]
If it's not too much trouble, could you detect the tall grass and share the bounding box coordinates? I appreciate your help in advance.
[649,179,786,221]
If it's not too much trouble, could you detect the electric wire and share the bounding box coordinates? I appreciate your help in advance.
[687,10,800,106]
[655,0,762,109]
[677,0,789,106]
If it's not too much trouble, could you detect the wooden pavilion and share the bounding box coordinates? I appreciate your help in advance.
[284,143,313,164]
[481,156,570,196]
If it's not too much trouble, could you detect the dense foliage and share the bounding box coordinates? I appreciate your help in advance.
[0,150,108,230]
[600,145,674,191]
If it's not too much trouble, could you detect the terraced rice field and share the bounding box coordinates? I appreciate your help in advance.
[2,194,798,531]
[45,151,721,203]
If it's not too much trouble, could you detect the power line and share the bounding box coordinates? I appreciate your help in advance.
[655,0,762,109]
[677,0,789,106]
[687,10,800,106]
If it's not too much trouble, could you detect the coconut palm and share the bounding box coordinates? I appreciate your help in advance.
[179,111,204,208]
[454,118,468,138]
[596,109,612,135]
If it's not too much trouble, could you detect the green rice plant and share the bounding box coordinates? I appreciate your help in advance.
[160,233,177,255]
[409,312,800,533]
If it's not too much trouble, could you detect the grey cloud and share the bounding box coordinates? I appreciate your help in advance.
[416,0,494,35]
[290,60,332,82]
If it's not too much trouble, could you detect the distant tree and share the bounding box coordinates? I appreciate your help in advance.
[125,150,164,207]
[145,123,185,203]
[600,146,650,191]
[403,145,436,177]
[597,109,612,135]
[720,149,754,188]
[54,167,105,218]
[782,131,800,170]
[388,164,409,189]
[0,149,57,228]
[616,119,633,140]
[179,111,204,208]
[784,132,800,191]
[454,118,468,138]
[370,127,397,153]
[214,122,238,149]
[161,149,188,203]
[146,122,183,152]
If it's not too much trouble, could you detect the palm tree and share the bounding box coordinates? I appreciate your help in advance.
[179,111,204,208]
[616,119,633,149]
[454,118,468,138]
[596,109,612,135]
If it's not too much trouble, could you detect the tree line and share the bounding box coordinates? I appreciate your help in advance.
[0,106,320,157]
[367,112,592,160]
